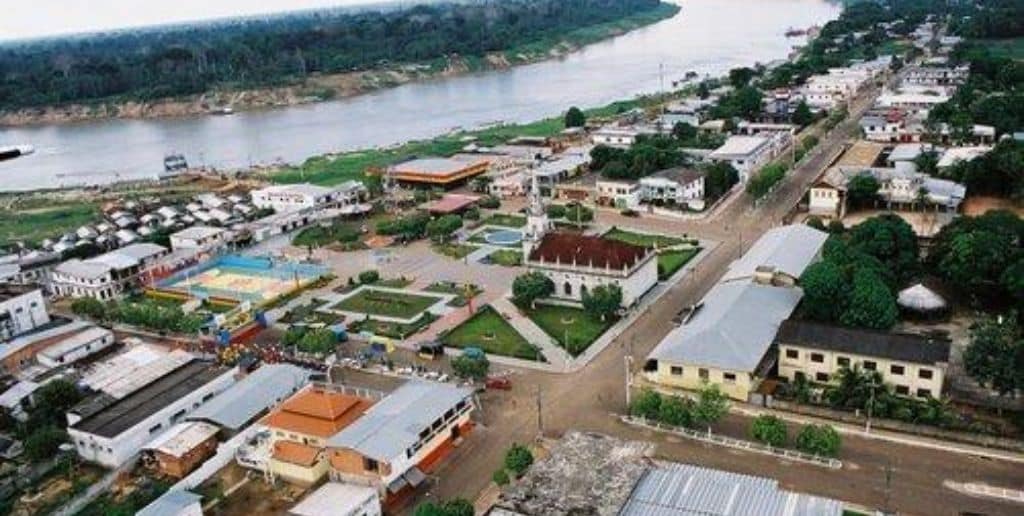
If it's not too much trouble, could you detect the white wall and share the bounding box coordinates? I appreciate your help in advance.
[0,289,49,339]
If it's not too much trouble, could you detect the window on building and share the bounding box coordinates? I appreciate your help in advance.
[837,356,850,367]
[810,353,824,363]
[918,368,933,380]
[916,388,932,398]
[815,372,829,382]
[890,365,905,376]
[863,361,876,371]
[363,458,379,472]
[698,368,709,381]
[785,349,798,359]
[723,372,736,383]
[148,423,163,434]
[563,282,572,296]
[670,366,683,376]
[895,385,909,395]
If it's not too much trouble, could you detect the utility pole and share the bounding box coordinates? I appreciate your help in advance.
[659,62,665,100]
[865,379,877,433]
[624,355,634,409]
[535,385,544,436]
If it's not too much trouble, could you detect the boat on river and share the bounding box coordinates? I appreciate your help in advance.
[0,145,34,162]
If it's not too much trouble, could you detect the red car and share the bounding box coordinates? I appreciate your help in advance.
[485,376,512,390]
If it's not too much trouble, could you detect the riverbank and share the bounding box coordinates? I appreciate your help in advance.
[0,3,680,127]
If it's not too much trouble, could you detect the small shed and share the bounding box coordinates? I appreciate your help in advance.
[898,283,948,318]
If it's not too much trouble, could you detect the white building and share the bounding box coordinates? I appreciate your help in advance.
[595,179,641,209]
[36,326,115,368]
[903,65,969,87]
[591,127,647,148]
[876,91,950,116]
[52,243,168,300]
[67,359,236,468]
[169,226,229,252]
[252,182,366,214]
[810,165,966,218]
[709,136,773,182]
[0,285,49,341]
[639,168,706,209]
[289,482,381,516]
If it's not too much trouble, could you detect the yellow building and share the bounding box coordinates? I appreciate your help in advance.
[644,225,828,401]
[775,320,950,399]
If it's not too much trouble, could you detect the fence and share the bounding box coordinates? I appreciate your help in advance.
[619,415,842,469]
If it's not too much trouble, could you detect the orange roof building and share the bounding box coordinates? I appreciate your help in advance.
[261,385,375,486]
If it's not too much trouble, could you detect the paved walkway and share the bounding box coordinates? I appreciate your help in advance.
[490,296,571,370]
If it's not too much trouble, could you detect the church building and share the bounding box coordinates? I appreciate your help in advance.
[521,174,658,308]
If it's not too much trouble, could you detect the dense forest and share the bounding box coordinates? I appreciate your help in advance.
[0,0,666,111]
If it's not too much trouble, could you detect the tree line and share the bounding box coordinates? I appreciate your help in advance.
[0,0,665,110]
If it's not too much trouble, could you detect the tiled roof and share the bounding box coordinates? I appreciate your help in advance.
[527,232,652,270]
[272,441,321,467]
[261,386,372,438]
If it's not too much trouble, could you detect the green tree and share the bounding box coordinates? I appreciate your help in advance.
[492,468,510,486]
[451,354,490,381]
[839,269,898,330]
[792,100,814,127]
[845,174,880,208]
[913,150,939,175]
[693,384,730,431]
[358,270,380,284]
[546,204,567,219]
[71,297,107,320]
[24,426,67,462]
[847,214,919,282]
[750,415,788,447]
[512,272,554,309]
[963,315,1024,397]
[30,380,83,428]
[1002,259,1024,308]
[672,121,697,142]
[296,328,337,355]
[728,67,756,88]
[939,230,1016,295]
[565,203,593,224]
[439,500,474,516]
[630,388,662,420]
[703,162,740,201]
[825,365,885,411]
[795,424,841,457]
[657,395,693,427]
[426,214,463,243]
[564,106,586,128]
[800,261,847,322]
[504,443,534,477]
[582,285,622,321]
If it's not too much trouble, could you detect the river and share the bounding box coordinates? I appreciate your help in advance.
[0,0,841,192]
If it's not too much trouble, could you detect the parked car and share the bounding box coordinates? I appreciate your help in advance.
[485,376,512,390]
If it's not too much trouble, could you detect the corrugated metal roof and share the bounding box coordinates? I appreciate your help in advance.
[289,482,378,516]
[137,489,202,516]
[326,380,473,461]
[649,282,803,372]
[721,225,828,283]
[620,462,842,516]
[189,364,311,430]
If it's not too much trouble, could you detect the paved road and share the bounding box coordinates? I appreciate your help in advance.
[417,80,1024,516]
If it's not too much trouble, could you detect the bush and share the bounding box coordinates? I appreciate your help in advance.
[750,415,788,447]
[464,207,480,220]
[24,426,66,462]
[358,270,380,284]
[746,163,787,198]
[546,204,567,219]
[296,328,337,355]
[504,443,534,477]
[630,388,662,419]
[71,297,106,320]
[658,395,693,427]
[451,354,489,380]
[564,203,593,223]
[795,424,841,457]
[492,468,510,485]
[479,196,501,209]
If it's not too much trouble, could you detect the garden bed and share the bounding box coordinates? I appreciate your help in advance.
[433,243,479,259]
[440,305,541,360]
[657,248,700,280]
[525,304,614,356]
[604,227,688,248]
[350,313,437,339]
[334,288,442,319]
[424,281,482,307]
[488,249,523,267]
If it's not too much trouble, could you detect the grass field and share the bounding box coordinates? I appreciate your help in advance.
[351,313,436,339]
[657,248,700,280]
[424,281,482,307]
[479,214,527,228]
[0,202,99,245]
[488,249,523,267]
[292,222,361,248]
[441,305,540,360]
[335,288,441,318]
[526,304,613,357]
[433,243,479,259]
[604,227,685,248]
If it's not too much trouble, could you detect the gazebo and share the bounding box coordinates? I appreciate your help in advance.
[897,283,948,319]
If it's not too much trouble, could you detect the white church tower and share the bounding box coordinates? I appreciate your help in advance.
[522,171,552,259]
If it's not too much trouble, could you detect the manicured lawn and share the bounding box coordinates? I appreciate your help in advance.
[433,243,479,259]
[657,248,700,280]
[0,202,99,245]
[526,304,613,357]
[425,281,482,307]
[488,249,522,267]
[335,288,441,318]
[604,227,685,248]
[376,277,414,288]
[441,305,541,360]
[480,214,526,228]
[351,313,436,339]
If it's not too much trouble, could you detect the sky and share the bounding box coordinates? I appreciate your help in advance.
[1,0,382,41]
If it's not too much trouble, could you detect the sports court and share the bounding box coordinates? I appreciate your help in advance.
[156,255,328,304]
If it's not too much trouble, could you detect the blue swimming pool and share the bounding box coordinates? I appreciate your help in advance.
[485,229,523,246]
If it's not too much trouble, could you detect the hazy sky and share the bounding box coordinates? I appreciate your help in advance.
[1,0,380,41]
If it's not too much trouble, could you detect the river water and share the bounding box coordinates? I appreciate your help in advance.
[0,0,841,192]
